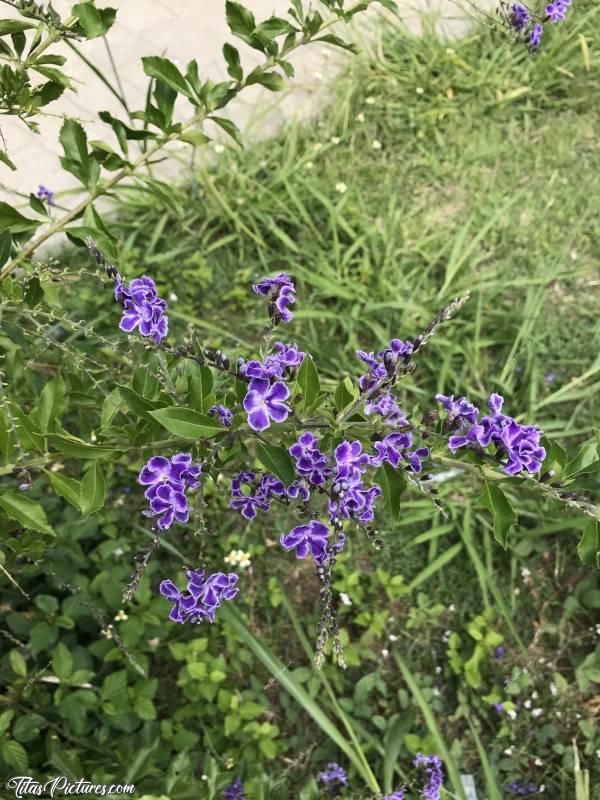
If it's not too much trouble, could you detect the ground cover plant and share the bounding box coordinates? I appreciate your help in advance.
[0,1,599,799]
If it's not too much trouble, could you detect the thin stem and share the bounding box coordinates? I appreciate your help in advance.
[66,38,130,118]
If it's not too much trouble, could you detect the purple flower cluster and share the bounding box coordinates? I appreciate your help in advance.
[329,440,381,524]
[223,778,245,800]
[252,272,296,323]
[159,569,238,623]
[35,184,54,204]
[439,393,546,475]
[240,342,303,431]
[229,471,308,520]
[545,0,571,23]
[243,378,290,432]
[356,339,413,425]
[138,454,201,529]
[208,404,233,427]
[115,274,168,343]
[370,431,429,474]
[414,754,444,800]
[280,519,331,563]
[509,781,540,796]
[384,792,406,800]
[289,432,332,486]
[318,762,348,796]
[506,2,544,49]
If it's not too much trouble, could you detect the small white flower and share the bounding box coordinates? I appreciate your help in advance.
[555,711,562,718]
[214,144,225,154]
[305,161,314,170]
[435,665,442,674]
[381,648,389,658]
[531,691,539,699]
[201,775,208,782]
[575,713,581,719]
[365,96,375,105]
[114,609,128,622]
[514,587,520,595]
[503,747,514,756]
[539,786,545,793]
[534,758,543,767]
[549,682,558,696]
[113,547,124,557]
[169,292,178,302]
[596,749,600,759]
[102,626,114,639]
[524,700,531,709]
[388,634,398,642]
[507,710,517,720]
[538,657,546,664]
[330,136,341,145]
[147,637,160,648]
[340,592,352,606]
[372,139,382,150]
[90,431,97,442]
[531,708,543,718]
[355,112,365,123]
[432,687,440,696]
[521,567,531,578]
[335,182,347,194]
[448,604,456,612]
[416,86,425,94]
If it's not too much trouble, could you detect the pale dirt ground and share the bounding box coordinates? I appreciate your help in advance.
[0,0,495,205]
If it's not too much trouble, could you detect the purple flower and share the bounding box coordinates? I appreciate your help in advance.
[435,393,479,425]
[115,274,168,343]
[272,341,305,370]
[384,793,406,800]
[280,519,330,563]
[208,404,233,427]
[252,272,296,323]
[243,378,291,431]
[224,778,245,800]
[35,184,54,204]
[370,432,414,469]
[529,22,543,48]
[544,372,556,383]
[333,440,370,479]
[414,754,444,800]
[286,480,311,502]
[365,391,408,425]
[495,646,505,659]
[509,782,539,796]
[318,762,348,796]
[289,432,332,486]
[446,394,545,475]
[494,702,505,713]
[510,3,530,30]
[159,570,238,624]
[138,453,201,529]
[229,471,271,520]
[545,1,567,21]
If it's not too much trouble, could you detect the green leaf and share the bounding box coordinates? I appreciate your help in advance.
[72,3,117,38]
[0,202,38,235]
[375,462,407,520]
[295,356,320,410]
[101,669,128,701]
[315,34,358,54]
[209,115,243,147]
[188,365,214,413]
[142,56,191,97]
[0,20,35,34]
[0,491,53,535]
[80,462,105,516]
[12,713,46,744]
[578,521,600,569]
[334,377,356,413]
[149,407,223,439]
[52,643,73,680]
[59,118,98,187]
[225,1,256,37]
[134,696,156,720]
[245,67,285,91]
[9,649,27,678]
[117,384,165,421]
[256,442,295,484]
[479,481,516,549]
[47,471,83,512]
[0,230,12,266]
[47,433,118,459]
[0,739,28,770]
[33,376,65,433]
[223,43,243,81]
[0,150,16,171]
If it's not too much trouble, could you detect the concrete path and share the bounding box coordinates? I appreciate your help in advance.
[0,1,493,204]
